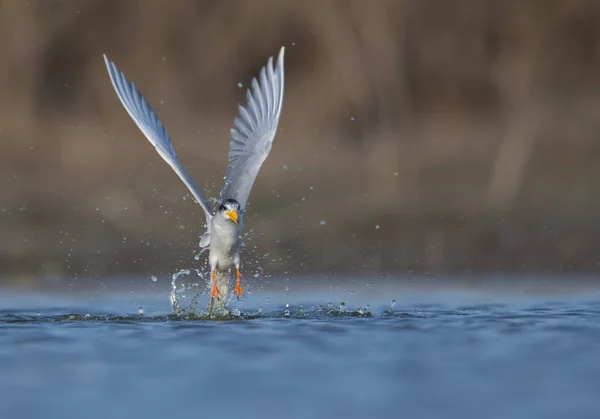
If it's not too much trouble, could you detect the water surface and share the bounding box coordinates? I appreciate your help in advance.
[1,278,599,419]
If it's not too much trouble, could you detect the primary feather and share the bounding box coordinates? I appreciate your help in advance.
[220,47,285,209]
[103,55,214,220]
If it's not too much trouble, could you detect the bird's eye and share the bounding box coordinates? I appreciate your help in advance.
[221,198,239,211]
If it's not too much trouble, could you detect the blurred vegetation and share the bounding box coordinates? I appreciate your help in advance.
[1,0,600,286]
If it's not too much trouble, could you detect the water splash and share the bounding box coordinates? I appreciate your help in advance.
[357,304,370,316]
[1,301,381,323]
[194,246,208,261]
[385,300,397,315]
[170,269,205,316]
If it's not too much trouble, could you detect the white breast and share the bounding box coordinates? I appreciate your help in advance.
[209,215,242,270]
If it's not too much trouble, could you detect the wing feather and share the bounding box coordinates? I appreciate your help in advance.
[103,55,213,220]
[219,47,285,209]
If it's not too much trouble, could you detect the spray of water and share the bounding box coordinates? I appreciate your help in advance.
[169,268,206,316]
[169,230,267,318]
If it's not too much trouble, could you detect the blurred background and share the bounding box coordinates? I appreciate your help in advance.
[1,0,600,289]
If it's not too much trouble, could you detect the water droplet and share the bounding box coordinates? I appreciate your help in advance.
[151,275,158,282]
[282,164,288,170]
[237,82,243,88]
[394,172,398,177]
[138,306,144,316]
[350,116,355,121]
[284,303,290,316]
[320,220,326,225]
[375,225,380,230]
[390,299,396,310]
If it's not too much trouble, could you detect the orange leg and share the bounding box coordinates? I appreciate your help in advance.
[234,268,244,297]
[211,270,219,298]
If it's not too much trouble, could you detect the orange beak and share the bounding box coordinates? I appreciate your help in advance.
[224,210,238,224]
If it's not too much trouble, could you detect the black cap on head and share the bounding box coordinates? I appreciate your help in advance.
[219,198,240,212]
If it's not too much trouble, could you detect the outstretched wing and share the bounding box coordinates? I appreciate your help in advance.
[219,47,285,209]
[103,55,213,220]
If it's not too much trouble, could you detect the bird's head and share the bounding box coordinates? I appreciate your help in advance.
[218,198,240,224]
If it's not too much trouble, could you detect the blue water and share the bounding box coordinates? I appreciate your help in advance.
[1,279,600,419]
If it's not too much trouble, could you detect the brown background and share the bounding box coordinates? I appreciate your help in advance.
[1,0,600,287]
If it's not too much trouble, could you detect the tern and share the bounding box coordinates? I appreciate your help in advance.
[103,47,285,313]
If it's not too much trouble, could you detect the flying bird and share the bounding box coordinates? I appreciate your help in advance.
[103,47,285,313]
